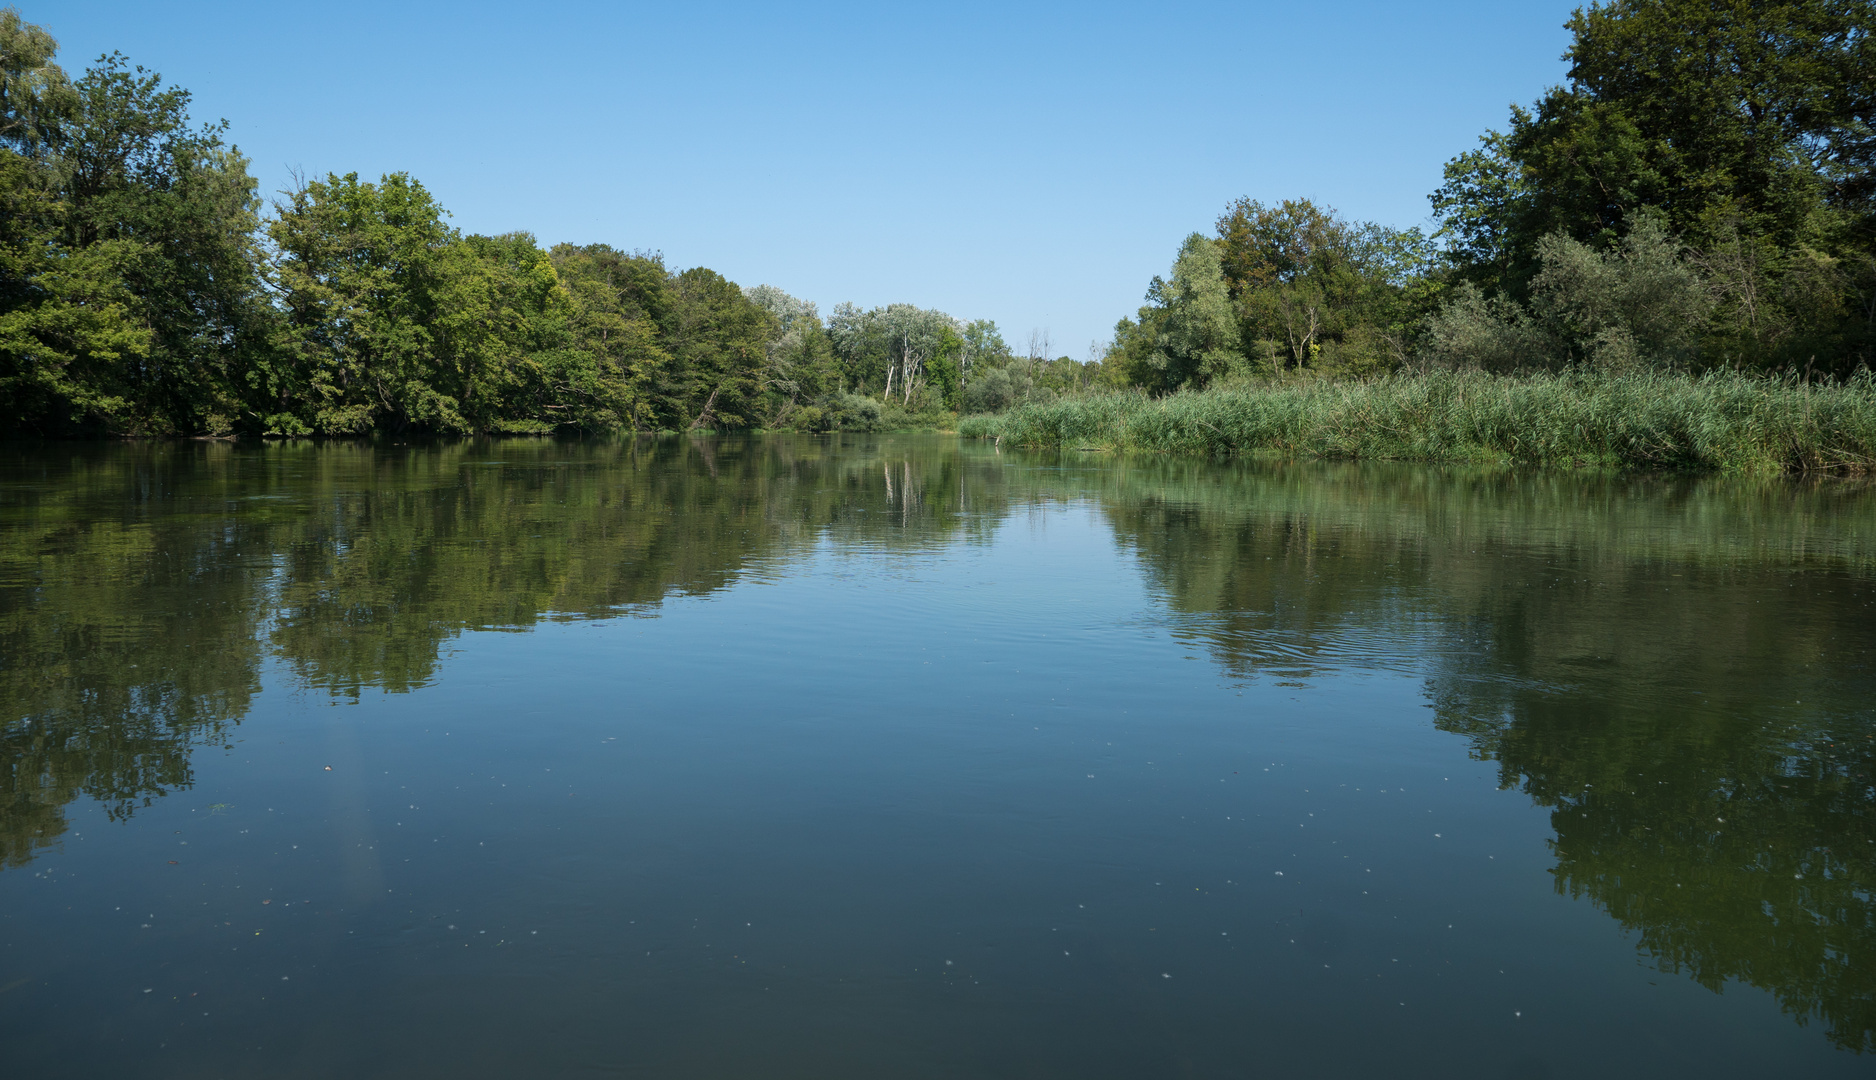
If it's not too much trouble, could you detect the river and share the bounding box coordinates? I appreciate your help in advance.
[2,435,1871,1077]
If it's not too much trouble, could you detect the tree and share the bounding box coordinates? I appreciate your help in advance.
[553,244,669,431]
[659,267,774,429]
[265,171,457,432]
[1431,0,1876,372]
[1422,211,1713,372]
[1216,198,1431,376]
[826,301,961,407]
[1111,233,1243,392]
[0,146,148,432]
[745,284,836,426]
[0,23,267,435]
[959,318,1009,389]
[0,5,73,155]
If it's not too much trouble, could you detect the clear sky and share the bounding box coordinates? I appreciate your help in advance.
[28,1,1574,355]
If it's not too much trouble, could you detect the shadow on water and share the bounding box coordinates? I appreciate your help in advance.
[2,434,1874,1051]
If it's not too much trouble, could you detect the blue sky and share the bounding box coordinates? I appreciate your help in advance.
[31,1,1573,354]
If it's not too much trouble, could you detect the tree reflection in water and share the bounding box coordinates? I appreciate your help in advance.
[1,438,1872,1048]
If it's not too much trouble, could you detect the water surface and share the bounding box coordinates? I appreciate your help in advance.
[2,436,1872,1078]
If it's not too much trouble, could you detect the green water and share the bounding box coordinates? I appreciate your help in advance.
[1,436,1872,1077]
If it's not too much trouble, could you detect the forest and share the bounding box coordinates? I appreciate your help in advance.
[2,1,1873,439]
[1107,0,1875,388]
[0,7,1073,437]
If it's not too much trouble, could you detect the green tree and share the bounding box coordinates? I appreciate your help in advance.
[0,146,148,432]
[264,171,458,432]
[1432,0,1876,372]
[551,244,670,431]
[659,267,775,428]
[827,302,962,408]
[1216,198,1432,377]
[1422,211,1715,372]
[60,54,269,433]
[1111,233,1243,392]
[0,5,73,154]
[0,21,269,436]
[744,284,837,426]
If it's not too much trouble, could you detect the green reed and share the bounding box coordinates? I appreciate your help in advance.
[958,370,1876,472]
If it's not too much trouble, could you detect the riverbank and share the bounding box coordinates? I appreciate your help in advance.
[957,371,1876,472]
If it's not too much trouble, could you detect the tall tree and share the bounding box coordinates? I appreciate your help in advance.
[1110,233,1243,392]
[745,284,836,425]
[0,5,72,154]
[552,244,670,431]
[1431,0,1876,372]
[265,171,458,432]
[659,267,774,429]
[2,20,267,435]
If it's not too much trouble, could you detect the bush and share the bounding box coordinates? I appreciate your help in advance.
[1422,214,1716,374]
[964,367,1021,413]
[1422,282,1556,372]
[833,393,882,432]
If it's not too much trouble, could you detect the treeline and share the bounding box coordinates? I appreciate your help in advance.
[0,8,1040,437]
[1108,0,1876,390]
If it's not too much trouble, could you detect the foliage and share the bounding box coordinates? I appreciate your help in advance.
[1423,211,1713,372]
[1111,202,1439,391]
[0,6,72,155]
[962,368,1876,473]
[0,9,998,437]
[0,25,269,436]
[1430,0,1876,374]
[1110,233,1243,392]
[828,302,963,409]
[1080,1,1876,391]
[0,146,148,431]
[743,283,836,427]
[1216,198,1437,376]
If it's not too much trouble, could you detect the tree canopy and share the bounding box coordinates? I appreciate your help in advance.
[1107,0,1876,389]
[0,8,1008,436]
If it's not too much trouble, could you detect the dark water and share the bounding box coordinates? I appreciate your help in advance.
[2,436,1873,1078]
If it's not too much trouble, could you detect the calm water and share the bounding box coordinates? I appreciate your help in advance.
[2,436,1873,1078]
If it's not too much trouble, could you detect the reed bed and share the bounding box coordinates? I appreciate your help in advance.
[957,370,1876,472]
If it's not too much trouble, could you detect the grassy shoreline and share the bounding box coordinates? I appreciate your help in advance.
[957,371,1876,473]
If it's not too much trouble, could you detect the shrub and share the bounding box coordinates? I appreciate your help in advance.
[834,393,882,432]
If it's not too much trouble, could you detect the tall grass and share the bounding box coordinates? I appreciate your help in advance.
[957,370,1876,472]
